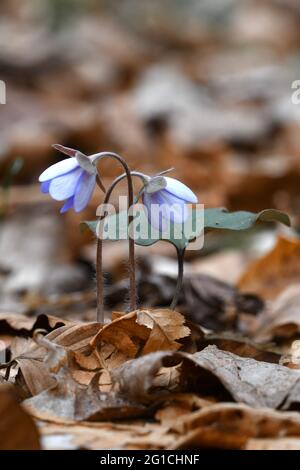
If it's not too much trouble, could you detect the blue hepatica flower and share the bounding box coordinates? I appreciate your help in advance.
[39,145,97,213]
[142,176,198,231]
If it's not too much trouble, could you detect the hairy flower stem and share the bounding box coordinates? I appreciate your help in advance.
[170,247,185,310]
[93,153,137,323]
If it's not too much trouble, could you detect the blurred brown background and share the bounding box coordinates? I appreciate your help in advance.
[0,0,299,320]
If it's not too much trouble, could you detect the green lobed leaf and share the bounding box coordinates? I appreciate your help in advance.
[83,207,203,251]
[83,207,290,251]
[204,208,290,230]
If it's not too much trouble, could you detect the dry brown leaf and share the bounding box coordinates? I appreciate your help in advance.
[0,313,73,339]
[112,351,184,403]
[32,314,74,334]
[70,369,94,386]
[137,309,190,355]
[203,331,281,363]
[47,321,101,354]
[152,365,181,393]
[238,236,300,299]
[187,346,300,410]
[0,313,34,334]
[75,373,147,422]
[254,285,300,342]
[2,337,55,398]
[155,393,214,425]
[0,386,40,450]
[1,322,100,398]
[38,402,300,450]
[45,322,103,384]
[113,345,300,409]
[172,425,247,449]
[90,309,190,362]
[90,311,150,358]
[169,403,300,450]
[24,350,147,423]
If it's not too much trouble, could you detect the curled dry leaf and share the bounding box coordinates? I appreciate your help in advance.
[238,236,300,300]
[90,311,149,358]
[90,309,190,360]
[0,386,40,450]
[189,346,300,409]
[113,345,300,409]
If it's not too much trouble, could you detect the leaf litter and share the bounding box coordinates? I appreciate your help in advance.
[2,306,300,449]
[2,0,300,452]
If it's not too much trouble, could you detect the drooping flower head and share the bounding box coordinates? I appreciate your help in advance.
[142,175,198,231]
[39,145,97,213]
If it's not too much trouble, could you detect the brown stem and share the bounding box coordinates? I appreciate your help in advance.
[96,238,104,323]
[170,247,185,310]
[93,153,137,323]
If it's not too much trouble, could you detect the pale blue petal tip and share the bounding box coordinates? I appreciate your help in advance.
[165,177,198,203]
[39,157,79,182]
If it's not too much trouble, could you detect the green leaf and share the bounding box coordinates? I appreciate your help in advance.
[83,207,290,251]
[204,208,290,230]
[83,206,203,252]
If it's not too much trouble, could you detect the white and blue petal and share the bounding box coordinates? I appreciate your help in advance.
[143,190,189,231]
[49,167,83,201]
[154,190,188,224]
[39,157,79,182]
[164,177,198,204]
[60,197,74,214]
[73,172,96,212]
[143,192,168,232]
